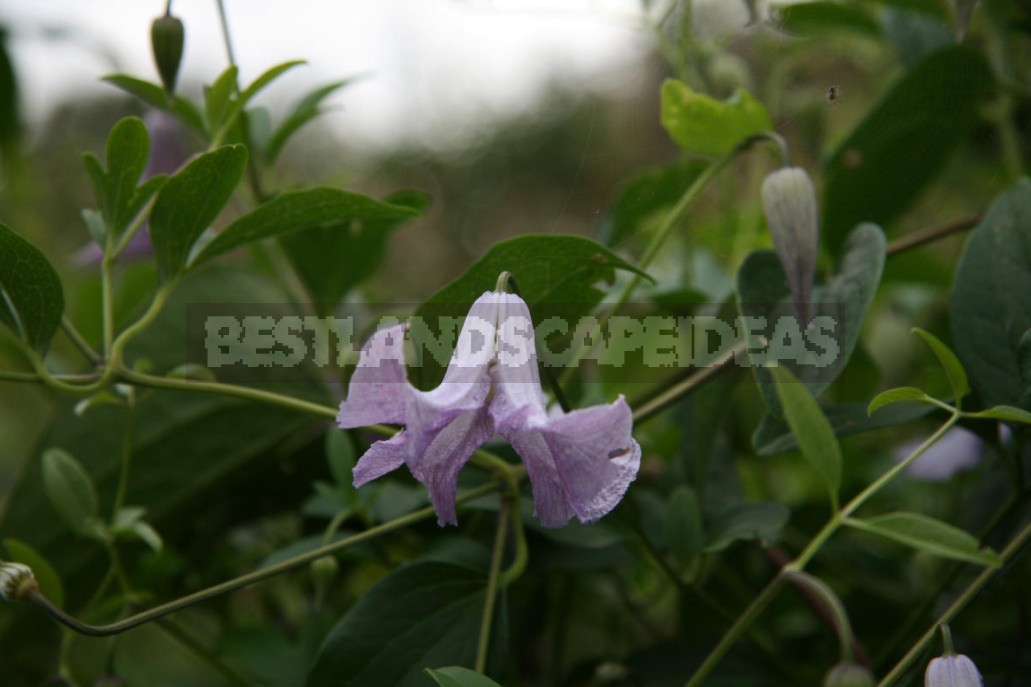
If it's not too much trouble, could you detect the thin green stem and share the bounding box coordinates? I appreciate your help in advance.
[111,197,157,260]
[632,341,745,424]
[877,517,1031,686]
[27,481,501,637]
[101,256,115,356]
[215,0,238,70]
[475,497,512,673]
[61,317,102,365]
[116,368,337,419]
[684,413,960,685]
[112,402,135,516]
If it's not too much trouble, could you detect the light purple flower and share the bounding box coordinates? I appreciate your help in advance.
[896,427,982,482]
[925,654,983,687]
[761,166,818,325]
[337,290,641,527]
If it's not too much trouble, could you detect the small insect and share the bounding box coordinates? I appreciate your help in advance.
[826,84,840,105]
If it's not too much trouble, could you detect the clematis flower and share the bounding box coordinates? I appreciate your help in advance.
[761,166,818,325]
[336,287,641,527]
[925,653,983,687]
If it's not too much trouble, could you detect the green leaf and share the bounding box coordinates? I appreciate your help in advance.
[950,179,1031,411]
[102,74,206,136]
[822,47,995,254]
[0,222,64,353]
[754,400,935,455]
[844,512,1002,567]
[665,485,704,565]
[101,117,150,234]
[2,538,64,608]
[279,189,429,310]
[776,2,881,37]
[191,186,421,270]
[326,430,357,506]
[598,160,707,246]
[204,65,238,134]
[41,448,104,540]
[966,405,1031,425]
[769,365,842,506]
[705,502,789,552]
[149,144,248,281]
[911,328,969,404]
[738,223,886,412]
[660,79,772,157]
[425,667,504,687]
[265,78,359,163]
[111,506,163,552]
[216,60,307,144]
[867,387,934,415]
[305,562,505,687]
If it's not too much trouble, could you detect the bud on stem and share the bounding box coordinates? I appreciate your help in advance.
[151,13,185,96]
[0,561,38,602]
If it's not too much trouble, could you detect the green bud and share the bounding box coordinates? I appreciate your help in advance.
[0,561,38,602]
[310,556,339,589]
[823,662,875,687]
[151,14,185,95]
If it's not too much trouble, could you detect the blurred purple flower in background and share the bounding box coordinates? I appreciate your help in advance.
[73,110,186,266]
[337,289,640,527]
[896,426,983,481]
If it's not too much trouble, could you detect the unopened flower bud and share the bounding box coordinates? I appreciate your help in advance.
[925,653,982,687]
[151,14,185,95]
[0,561,38,602]
[761,166,818,325]
[823,661,875,687]
[310,556,339,589]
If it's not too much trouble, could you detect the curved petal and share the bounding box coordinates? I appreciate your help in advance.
[409,408,494,526]
[489,292,549,431]
[502,396,640,527]
[337,323,409,428]
[353,431,408,487]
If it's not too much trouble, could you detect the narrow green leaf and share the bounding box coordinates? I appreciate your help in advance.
[844,512,1002,567]
[911,327,968,403]
[822,47,995,254]
[149,144,248,281]
[304,562,504,687]
[240,60,306,104]
[660,79,772,157]
[264,77,359,163]
[769,365,842,506]
[425,667,503,687]
[2,538,64,608]
[326,430,356,505]
[966,405,1031,425]
[41,448,102,539]
[190,187,419,269]
[204,66,239,134]
[0,222,64,353]
[102,74,206,136]
[665,486,704,565]
[705,502,789,552]
[104,117,150,234]
[867,386,934,416]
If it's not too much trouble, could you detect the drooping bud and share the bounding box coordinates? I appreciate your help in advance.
[761,166,819,326]
[823,661,875,687]
[151,13,185,96]
[925,654,983,687]
[0,561,38,602]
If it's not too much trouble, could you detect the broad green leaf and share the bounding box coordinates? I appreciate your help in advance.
[112,612,231,687]
[738,223,886,413]
[870,0,950,19]
[279,189,429,311]
[0,31,23,168]
[325,430,357,506]
[950,179,1031,411]
[660,80,772,157]
[754,400,935,455]
[305,562,505,687]
[911,327,968,403]
[41,448,103,540]
[204,65,238,134]
[149,144,248,281]
[705,502,789,552]
[0,222,64,353]
[265,78,359,163]
[425,667,503,687]
[966,405,1031,425]
[599,160,707,246]
[664,485,704,565]
[192,186,421,270]
[822,47,994,254]
[2,538,64,608]
[777,2,881,37]
[102,74,206,136]
[100,117,150,235]
[867,386,934,416]
[844,512,1002,567]
[769,365,842,506]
